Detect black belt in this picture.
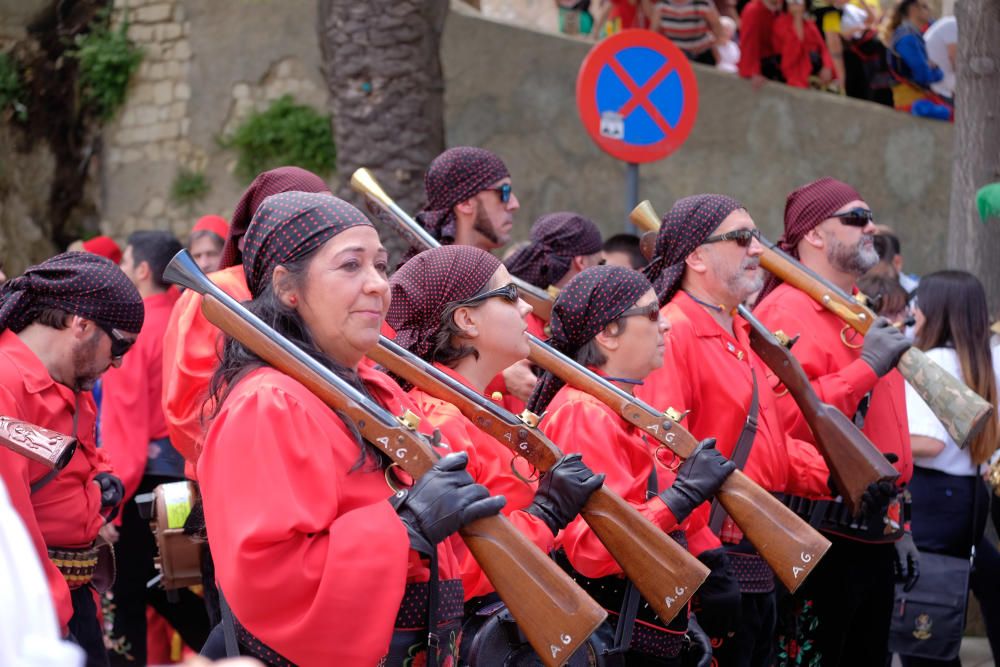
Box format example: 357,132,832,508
776,493,904,544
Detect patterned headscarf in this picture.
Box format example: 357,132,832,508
416,147,510,244
387,246,501,358
0,252,144,334
220,167,331,269
642,194,744,306
503,212,604,289
242,191,373,298
758,177,863,300
528,265,651,413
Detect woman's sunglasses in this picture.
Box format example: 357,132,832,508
831,207,875,227
618,302,660,322
453,283,519,307
703,228,761,248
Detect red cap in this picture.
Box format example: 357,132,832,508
192,215,229,239
81,236,123,265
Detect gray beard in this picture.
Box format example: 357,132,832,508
829,235,879,276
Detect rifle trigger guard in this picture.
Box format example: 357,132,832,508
655,446,682,472
840,325,863,349
384,463,406,494
510,455,539,485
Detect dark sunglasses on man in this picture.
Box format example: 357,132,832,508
831,207,875,227
703,228,761,248
453,282,520,307
487,183,513,204
98,324,136,360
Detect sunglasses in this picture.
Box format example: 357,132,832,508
831,207,875,227
703,228,761,248
487,183,513,204
99,324,136,359
453,282,520,307
618,302,660,322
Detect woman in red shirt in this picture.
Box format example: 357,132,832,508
197,192,503,666
772,0,836,88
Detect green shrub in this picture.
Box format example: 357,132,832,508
71,12,143,120
170,168,211,207
223,95,336,184
0,53,27,122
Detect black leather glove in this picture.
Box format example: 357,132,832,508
94,472,124,510
659,439,735,523
894,532,920,592
525,453,605,535
690,547,741,639
391,452,506,556
684,614,713,667
860,317,910,377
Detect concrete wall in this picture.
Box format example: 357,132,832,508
441,5,954,275
95,0,953,275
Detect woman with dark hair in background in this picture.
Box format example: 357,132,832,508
901,270,1000,666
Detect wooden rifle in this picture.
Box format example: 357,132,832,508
526,335,831,593
351,167,555,322
737,305,899,516
368,337,709,623
163,250,606,667
630,200,994,450
0,417,76,470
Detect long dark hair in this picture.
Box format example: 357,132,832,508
207,249,387,470
913,271,999,465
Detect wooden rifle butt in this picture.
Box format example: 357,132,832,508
716,471,831,593
897,347,994,450
461,514,607,666
0,416,77,470
581,487,709,624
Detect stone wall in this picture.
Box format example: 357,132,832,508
93,0,953,275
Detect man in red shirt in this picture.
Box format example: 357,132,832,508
0,251,143,667
638,194,831,666
101,231,212,665
738,0,782,83
754,177,914,665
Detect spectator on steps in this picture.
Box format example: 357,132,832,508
772,0,835,88
738,0,783,84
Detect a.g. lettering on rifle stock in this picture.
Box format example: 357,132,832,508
368,337,709,623
737,305,899,518
163,249,605,667
350,167,555,322
526,335,831,593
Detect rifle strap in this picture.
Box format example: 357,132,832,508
32,394,79,495
708,372,759,535
854,392,872,429
219,588,241,657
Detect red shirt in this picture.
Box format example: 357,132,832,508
101,290,179,500
0,329,112,629
198,362,462,666
638,292,830,500
162,265,250,475
753,283,912,486
408,363,553,599
738,0,779,78
772,13,835,88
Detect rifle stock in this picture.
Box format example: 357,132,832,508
737,306,899,516
369,338,709,623
163,251,605,666
350,167,554,322
630,198,994,451
758,244,993,450
526,336,831,593
0,417,77,470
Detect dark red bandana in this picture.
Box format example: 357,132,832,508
416,147,510,244
528,265,651,413
758,177,863,301
220,166,331,270
387,246,501,358
0,252,144,334
503,212,604,289
642,194,744,307
242,191,374,298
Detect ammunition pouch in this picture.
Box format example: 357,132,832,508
776,493,904,544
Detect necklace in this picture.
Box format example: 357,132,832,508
683,291,725,313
